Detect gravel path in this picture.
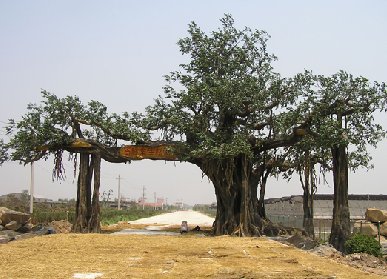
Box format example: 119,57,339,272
129,210,215,226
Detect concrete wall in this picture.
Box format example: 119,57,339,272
265,195,387,220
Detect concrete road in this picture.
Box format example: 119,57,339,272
129,210,214,227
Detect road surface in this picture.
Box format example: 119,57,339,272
129,210,215,226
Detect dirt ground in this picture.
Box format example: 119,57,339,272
0,232,386,279
1,212,386,278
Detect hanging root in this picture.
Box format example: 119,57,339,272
67,152,78,180
52,149,66,181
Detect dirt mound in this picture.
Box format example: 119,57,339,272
261,219,304,237
282,236,387,276
49,220,72,233
310,244,387,276
311,243,342,258
282,233,319,250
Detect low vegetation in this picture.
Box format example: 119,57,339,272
344,233,382,257
100,208,170,225
1,196,171,226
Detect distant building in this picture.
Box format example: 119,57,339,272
173,201,184,209
137,197,165,210
33,194,54,203
265,194,387,220
0,192,53,204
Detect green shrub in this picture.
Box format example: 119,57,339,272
32,209,75,224
28,205,169,226
344,233,381,257
100,208,170,225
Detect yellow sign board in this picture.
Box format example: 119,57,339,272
36,139,92,151
119,144,177,160
71,139,92,148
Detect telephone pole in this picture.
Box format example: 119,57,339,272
142,186,146,210
116,175,123,210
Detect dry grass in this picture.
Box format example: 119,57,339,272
0,234,384,279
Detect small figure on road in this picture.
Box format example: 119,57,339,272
192,225,201,232
180,221,188,234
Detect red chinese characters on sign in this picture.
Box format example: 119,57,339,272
119,144,177,160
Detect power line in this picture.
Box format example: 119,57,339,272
142,186,146,210
154,192,157,210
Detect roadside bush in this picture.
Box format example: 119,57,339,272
22,203,169,225
344,233,381,257
32,209,75,224
100,208,170,225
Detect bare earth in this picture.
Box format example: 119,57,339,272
0,211,385,279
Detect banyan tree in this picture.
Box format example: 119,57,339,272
141,15,387,246
1,15,386,251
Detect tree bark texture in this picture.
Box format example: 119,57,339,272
86,155,94,222
88,154,101,233
199,156,262,236
258,169,270,219
329,144,350,252
300,152,315,238
74,153,90,233
73,153,102,233
302,188,315,238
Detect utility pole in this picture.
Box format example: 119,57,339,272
154,192,157,210
116,175,123,210
142,186,146,210
29,162,34,214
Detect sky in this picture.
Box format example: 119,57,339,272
0,1,386,205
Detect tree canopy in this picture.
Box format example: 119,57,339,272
2,91,150,173
145,15,302,161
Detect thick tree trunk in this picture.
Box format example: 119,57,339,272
301,153,315,238
74,153,90,232
88,154,101,233
302,186,315,237
258,170,270,219
73,153,102,233
200,156,262,236
86,155,94,222
329,144,350,252
302,193,314,237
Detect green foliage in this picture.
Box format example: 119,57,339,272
1,90,150,178
32,209,75,224
100,208,170,225
144,14,387,176
0,139,8,165
144,14,302,161
344,233,382,257
33,207,170,226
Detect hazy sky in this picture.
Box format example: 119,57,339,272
0,1,386,205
